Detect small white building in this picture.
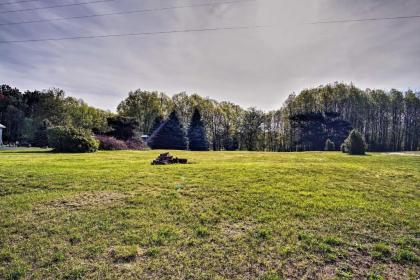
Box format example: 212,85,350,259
0,123,5,146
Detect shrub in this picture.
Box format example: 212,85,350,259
47,126,99,153
95,135,127,150
125,138,148,150
340,143,347,153
344,129,366,155
324,139,335,151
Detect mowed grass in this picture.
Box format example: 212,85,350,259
0,150,419,279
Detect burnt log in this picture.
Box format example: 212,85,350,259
152,153,188,165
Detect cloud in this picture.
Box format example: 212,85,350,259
1,0,419,111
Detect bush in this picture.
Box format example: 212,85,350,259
47,126,99,153
95,135,128,150
344,130,366,155
125,138,148,150
95,135,147,151
324,139,335,151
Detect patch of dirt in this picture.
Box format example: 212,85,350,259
43,191,128,210
281,247,416,279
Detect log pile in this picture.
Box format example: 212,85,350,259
151,152,188,165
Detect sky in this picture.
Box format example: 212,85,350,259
1,0,420,111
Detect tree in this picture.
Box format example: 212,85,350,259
1,83,418,152
32,119,50,147
147,111,187,150
239,108,264,151
344,130,366,155
290,112,326,151
106,116,139,140
117,90,172,134
149,115,164,135
324,139,335,151
188,108,209,151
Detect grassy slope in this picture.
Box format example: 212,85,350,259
0,150,419,279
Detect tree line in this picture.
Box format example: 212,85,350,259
1,82,419,152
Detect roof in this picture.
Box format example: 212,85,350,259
0,124,5,129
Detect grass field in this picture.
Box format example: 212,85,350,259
0,150,419,279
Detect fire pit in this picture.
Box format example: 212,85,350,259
151,152,188,165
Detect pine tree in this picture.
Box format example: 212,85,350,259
344,130,366,155
147,111,187,150
188,108,209,151
149,115,164,135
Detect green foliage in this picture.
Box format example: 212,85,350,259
368,272,384,280
335,267,353,279
1,85,110,143
371,243,392,259
106,116,139,141
394,249,418,264
32,119,50,147
63,266,86,280
47,126,99,153
324,236,343,246
147,111,187,150
254,228,271,240
188,108,209,151
117,90,172,134
324,139,336,151
110,245,138,262
1,260,27,280
340,143,347,153
344,130,366,155
145,247,160,257
51,251,65,263
2,83,419,151
194,226,210,238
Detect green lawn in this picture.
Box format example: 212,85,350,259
0,150,419,279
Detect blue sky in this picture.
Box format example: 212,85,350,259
1,0,420,111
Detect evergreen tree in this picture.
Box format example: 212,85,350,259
324,139,335,151
147,111,187,150
149,115,164,135
188,108,209,151
340,143,347,153
344,130,366,155
106,116,139,140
